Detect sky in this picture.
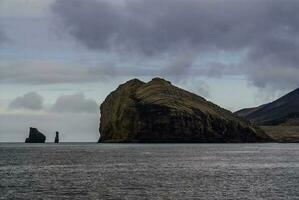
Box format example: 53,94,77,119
0,0,298,142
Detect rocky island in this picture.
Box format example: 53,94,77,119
98,78,272,143
25,127,46,143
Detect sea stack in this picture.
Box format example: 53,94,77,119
25,127,46,143
99,77,272,143
54,131,59,143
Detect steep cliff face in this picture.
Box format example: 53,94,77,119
25,127,46,143
99,78,272,143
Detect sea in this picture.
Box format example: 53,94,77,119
0,143,298,200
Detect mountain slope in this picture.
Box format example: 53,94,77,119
235,88,299,125
99,78,271,143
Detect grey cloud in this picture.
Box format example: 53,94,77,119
0,61,115,84
52,0,253,54
51,0,299,54
247,65,299,90
9,92,43,110
0,21,8,45
162,47,197,79
51,93,98,113
0,60,162,84
0,11,10,45
0,28,8,45
51,0,299,90
0,30,6,44
177,78,210,98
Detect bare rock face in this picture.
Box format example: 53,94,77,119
25,127,46,143
99,78,272,143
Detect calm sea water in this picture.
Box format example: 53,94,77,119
0,143,298,200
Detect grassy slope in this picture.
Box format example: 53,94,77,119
261,126,299,142
135,78,270,140
137,78,250,123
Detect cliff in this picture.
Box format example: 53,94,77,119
99,78,272,143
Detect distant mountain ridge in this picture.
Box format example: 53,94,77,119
235,88,299,125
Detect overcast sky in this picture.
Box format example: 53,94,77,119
0,0,298,142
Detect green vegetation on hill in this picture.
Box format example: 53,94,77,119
261,126,299,143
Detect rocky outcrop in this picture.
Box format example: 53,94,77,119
54,131,59,143
99,78,272,143
25,127,46,143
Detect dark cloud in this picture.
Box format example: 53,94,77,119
51,93,98,113
9,92,43,110
51,0,299,89
52,0,260,54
